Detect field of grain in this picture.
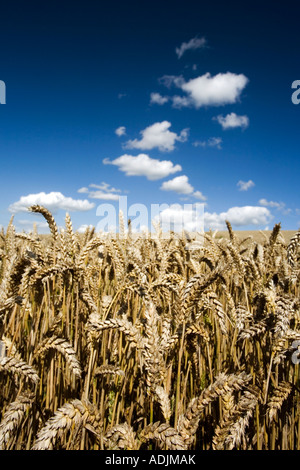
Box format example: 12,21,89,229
0,205,299,450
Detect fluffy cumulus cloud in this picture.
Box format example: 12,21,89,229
155,203,204,233
78,182,121,200
160,175,194,195
237,180,255,191
103,153,182,180
8,192,95,214
215,112,249,130
204,206,272,230
180,73,248,108
115,126,126,137
175,36,207,59
124,121,189,152
157,73,248,109
160,175,207,200
154,204,272,233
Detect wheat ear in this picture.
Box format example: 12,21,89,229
0,356,39,384
0,395,34,450
140,421,186,450
28,205,59,243
35,336,82,378
177,372,251,447
104,423,138,450
267,381,293,422
31,399,101,450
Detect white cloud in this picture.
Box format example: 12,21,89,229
259,198,286,211
155,203,204,233
150,93,169,105
215,112,249,130
103,153,182,180
17,219,50,232
181,72,248,108
171,95,193,109
193,190,207,201
159,75,185,89
193,137,222,149
87,191,120,201
9,192,95,214
115,126,126,137
77,224,94,233
78,182,122,201
77,187,89,194
90,182,121,193
160,175,194,195
124,121,189,152
160,175,207,200
175,36,207,59
237,180,255,191
204,206,272,230
161,72,248,109
152,204,272,233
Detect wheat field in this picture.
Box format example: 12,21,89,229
0,204,299,450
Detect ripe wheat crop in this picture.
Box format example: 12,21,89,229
0,206,299,450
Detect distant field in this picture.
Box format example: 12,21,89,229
212,230,298,244
36,228,298,245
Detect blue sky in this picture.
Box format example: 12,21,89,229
0,0,300,234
